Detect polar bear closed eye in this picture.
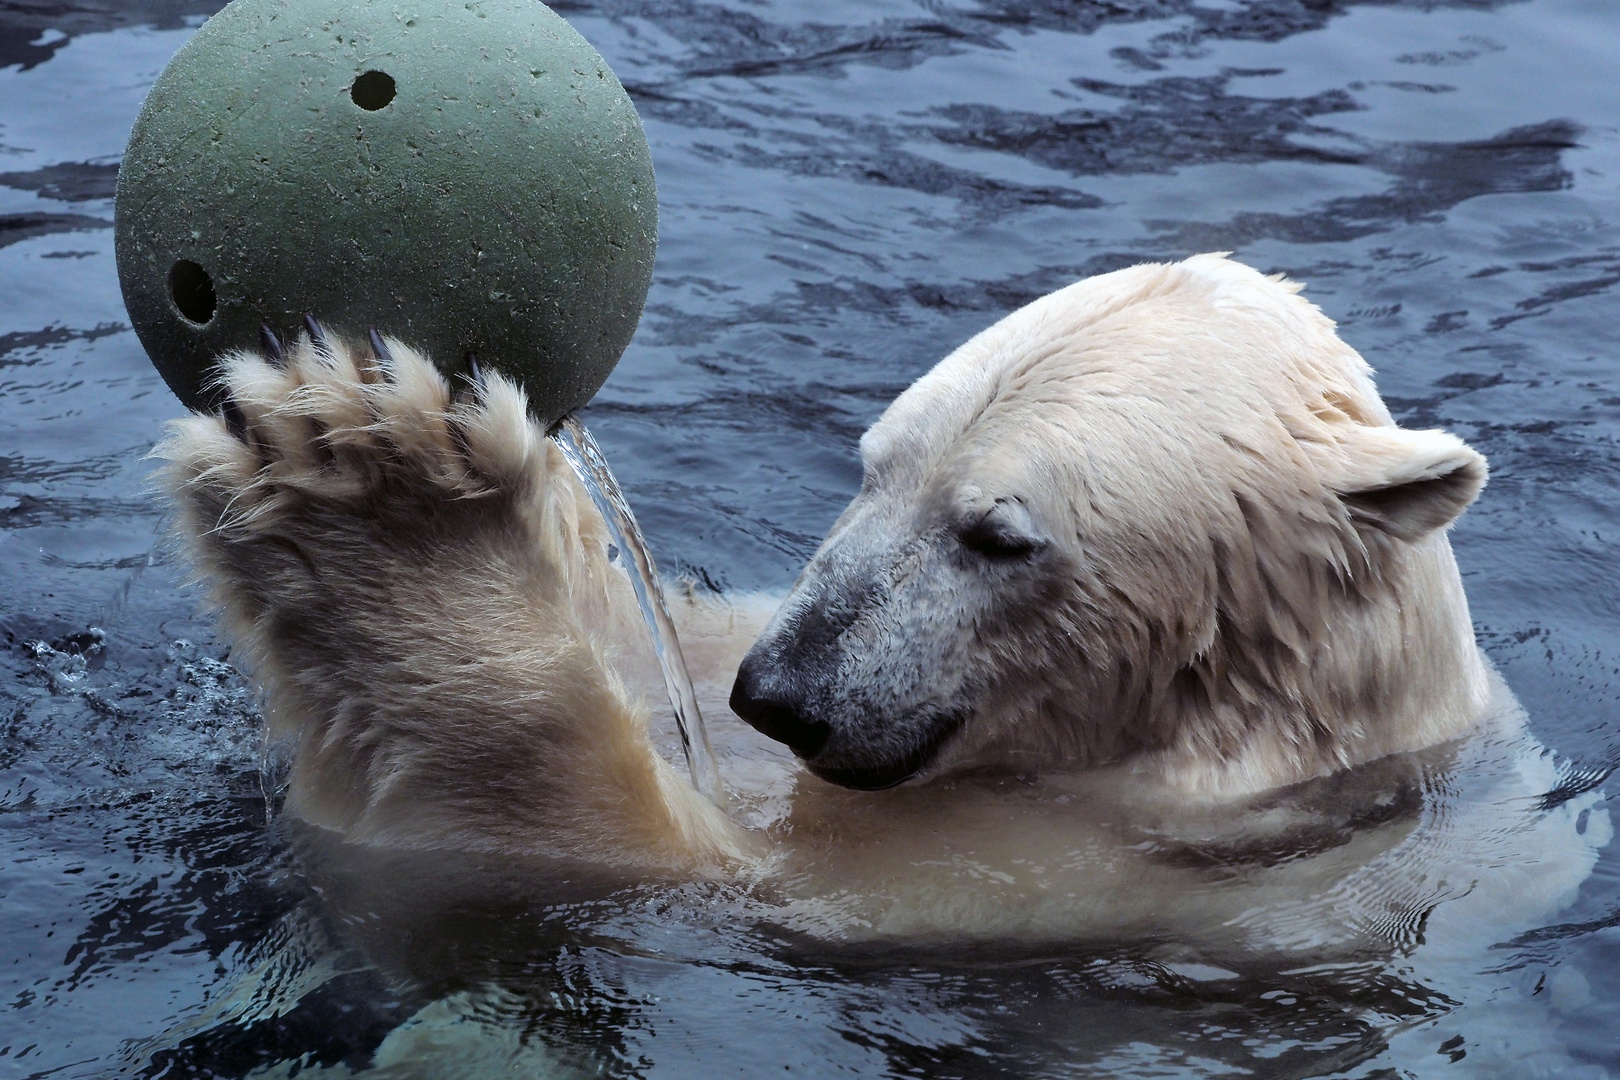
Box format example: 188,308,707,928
732,253,1489,797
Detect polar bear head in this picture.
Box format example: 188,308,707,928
730,255,1488,793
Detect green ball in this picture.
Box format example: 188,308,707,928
115,0,656,425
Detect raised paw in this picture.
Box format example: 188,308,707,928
155,326,750,866
156,326,633,818
156,323,599,629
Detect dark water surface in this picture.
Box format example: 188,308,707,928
3,0,1619,1076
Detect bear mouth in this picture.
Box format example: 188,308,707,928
806,709,967,791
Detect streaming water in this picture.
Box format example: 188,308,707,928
550,414,721,798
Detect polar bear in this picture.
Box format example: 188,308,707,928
157,253,1598,952
154,254,1613,1080
730,252,1491,797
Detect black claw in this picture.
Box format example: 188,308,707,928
367,328,395,369
221,396,248,441
303,314,330,354
259,324,284,365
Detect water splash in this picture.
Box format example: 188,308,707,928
551,415,722,799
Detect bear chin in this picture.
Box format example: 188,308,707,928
802,710,967,791
152,254,1600,952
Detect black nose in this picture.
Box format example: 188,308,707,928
730,663,831,759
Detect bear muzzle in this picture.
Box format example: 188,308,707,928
798,709,968,791
729,661,832,760
731,653,968,790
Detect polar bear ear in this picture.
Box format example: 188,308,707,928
1333,426,1488,541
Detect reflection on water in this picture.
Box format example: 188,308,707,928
3,0,1620,1076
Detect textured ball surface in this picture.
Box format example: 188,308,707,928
116,0,656,424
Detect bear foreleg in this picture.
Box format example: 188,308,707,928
155,328,746,869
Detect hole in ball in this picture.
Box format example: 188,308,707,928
168,259,216,325
351,70,396,111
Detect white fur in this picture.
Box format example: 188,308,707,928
737,254,1490,796
158,334,747,869
154,257,1583,953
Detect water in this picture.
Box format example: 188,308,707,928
550,414,721,799
3,0,1620,1076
